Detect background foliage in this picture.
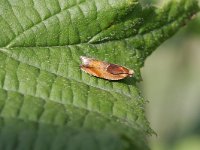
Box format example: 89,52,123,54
141,0,200,150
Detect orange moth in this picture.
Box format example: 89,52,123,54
80,56,134,80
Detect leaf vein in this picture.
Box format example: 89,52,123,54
6,0,88,48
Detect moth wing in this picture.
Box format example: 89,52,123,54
80,65,102,77
106,64,129,75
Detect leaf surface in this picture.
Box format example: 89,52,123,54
0,0,199,149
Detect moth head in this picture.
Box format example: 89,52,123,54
80,56,92,66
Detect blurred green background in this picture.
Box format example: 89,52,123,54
140,0,200,150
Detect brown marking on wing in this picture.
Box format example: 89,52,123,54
107,64,130,75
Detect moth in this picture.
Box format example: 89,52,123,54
80,56,134,80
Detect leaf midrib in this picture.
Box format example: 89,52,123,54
4,8,195,49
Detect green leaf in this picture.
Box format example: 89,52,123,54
0,0,198,149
